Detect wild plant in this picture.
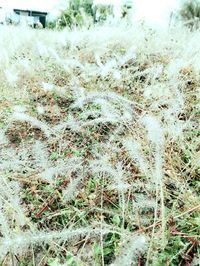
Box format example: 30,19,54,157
0,22,199,265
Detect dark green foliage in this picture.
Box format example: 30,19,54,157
58,0,94,29
180,0,200,29
46,20,57,29
121,0,132,19
82,0,94,17
59,9,83,29
93,4,114,23
58,0,115,29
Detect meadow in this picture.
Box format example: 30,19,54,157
0,23,199,265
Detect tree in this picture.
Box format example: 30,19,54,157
58,0,116,29
58,0,94,29
93,4,114,23
180,0,200,29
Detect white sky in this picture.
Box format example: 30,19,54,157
133,0,181,27
0,0,181,26
0,0,60,12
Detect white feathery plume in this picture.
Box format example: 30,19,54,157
0,226,113,259
32,140,51,170
4,68,19,85
12,111,51,138
41,82,54,92
36,41,49,57
36,105,45,115
62,176,82,202
111,235,147,266
0,129,8,145
41,157,82,182
13,105,27,113
134,194,156,209
123,139,149,175
140,115,164,145
90,157,130,192
0,178,27,226
0,147,29,171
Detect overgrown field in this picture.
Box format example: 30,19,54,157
0,24,199,265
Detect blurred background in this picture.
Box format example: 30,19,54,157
0,0,200,30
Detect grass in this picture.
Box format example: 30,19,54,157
0,23,199,265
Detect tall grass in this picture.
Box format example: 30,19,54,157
0,23,199,265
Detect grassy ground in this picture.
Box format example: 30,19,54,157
0,24,199,265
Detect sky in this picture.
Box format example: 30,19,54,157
133,0,181,27
0,0,181,26
0,0,61,12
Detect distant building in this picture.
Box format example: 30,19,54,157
13,9,48,28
